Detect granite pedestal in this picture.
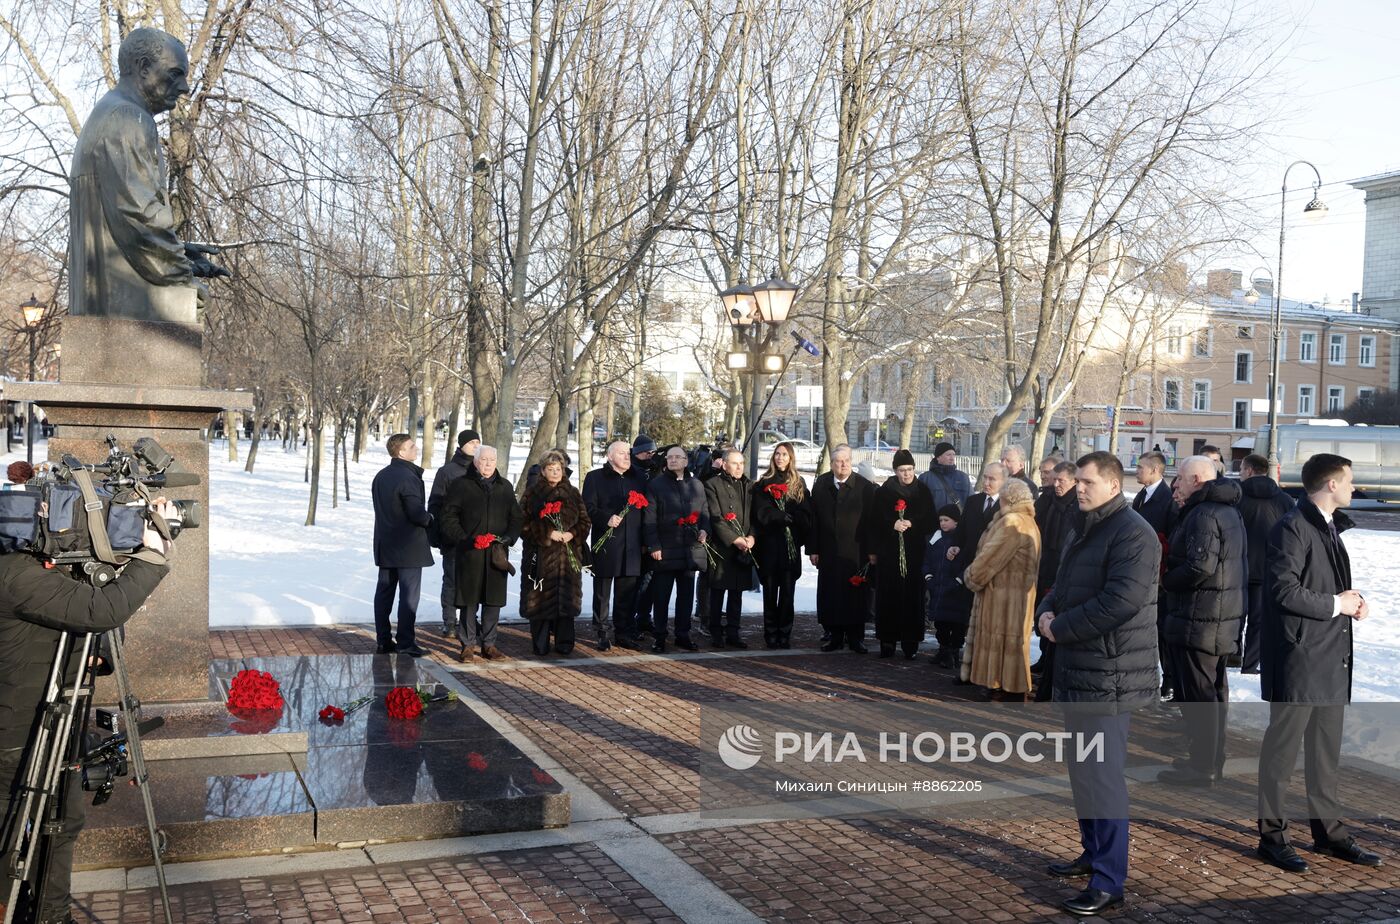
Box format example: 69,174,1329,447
76,655,570,866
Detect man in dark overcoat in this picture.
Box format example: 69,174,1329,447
807,444,875,653
582,440,648,650
704,449,755,648
1255,453,1382,873
438,446,523,661
428,428,480,637
370,433,434,656
1236,452,1294,673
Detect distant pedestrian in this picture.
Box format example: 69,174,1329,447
369,433,434,656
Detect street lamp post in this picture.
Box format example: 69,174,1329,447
718,273,799,481
1264,162,1327,473
19,294,46,464
1243,265,1276,451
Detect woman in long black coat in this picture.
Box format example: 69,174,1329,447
643,446,709,653
864,449,936,658
439,447,524,661
751,442,814,649
519,451,590,657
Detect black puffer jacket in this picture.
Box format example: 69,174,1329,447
643,472,710,572
1161,478,1248,656
1040,494,1161,709
1238,475,1294,585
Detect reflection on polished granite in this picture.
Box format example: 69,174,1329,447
77,655,569,867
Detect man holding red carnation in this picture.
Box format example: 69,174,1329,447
582,441,650,650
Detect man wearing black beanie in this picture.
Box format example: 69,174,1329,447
430,428,481,636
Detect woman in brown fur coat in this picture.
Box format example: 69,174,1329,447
960,479,1041,699
520,451,591,655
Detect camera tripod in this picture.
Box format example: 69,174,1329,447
2,629,171,924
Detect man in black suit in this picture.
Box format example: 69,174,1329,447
1236,453,1294,674
1255,453,1382,873
1132,450,1175,700
946,462,1006,574
370,433,434,656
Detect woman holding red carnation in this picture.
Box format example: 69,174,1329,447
751,442,814,649
519,451,591,656
863,449,936,658
642,445,709,652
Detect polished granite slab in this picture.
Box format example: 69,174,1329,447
76,655,569,867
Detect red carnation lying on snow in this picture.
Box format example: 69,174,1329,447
227,669,284,711
385,686,424,720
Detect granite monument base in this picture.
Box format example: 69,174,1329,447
75,655,570,867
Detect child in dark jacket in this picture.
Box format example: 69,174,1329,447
924,503,973,668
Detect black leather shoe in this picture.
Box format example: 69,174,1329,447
1256,842,1309,873
821,639,843,652
597,637,612,652
728,639,749,650
1047,857,1093,877
879,644,895,658
616,636,642,650
1157,767,1215,787
652,640,666,654
376,643,396,654
442,625,456,637
711,639,727,650
1314,837,1382,866
849,643,869,654
675,638,699,652
1061,888,1123,917
397,645,426,658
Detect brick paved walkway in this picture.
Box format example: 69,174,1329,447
68,623,1400,923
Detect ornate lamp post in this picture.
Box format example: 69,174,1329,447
19,293,46,464
1264,162,1327,473
718,272,799,480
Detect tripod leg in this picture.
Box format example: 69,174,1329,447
105,632,172,924
2,631,94,924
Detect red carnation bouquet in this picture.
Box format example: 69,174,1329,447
473,532,498,551
540,499,580,572
385,684,458,720
895,498,909,577
592,489,649,553
678,511,719,568
765,482,798,562
849,561,871,587
227,669,284,711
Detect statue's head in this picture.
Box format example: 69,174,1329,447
117,28,189,115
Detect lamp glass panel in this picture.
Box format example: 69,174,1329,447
727,351,751,370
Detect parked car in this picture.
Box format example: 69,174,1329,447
784,438,823,470
860,438,897,452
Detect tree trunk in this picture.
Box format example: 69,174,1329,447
245,411,261,474
331,426,341,509
419,363,436,474
899,361,922,449
305,419,323,526
227,411,239,462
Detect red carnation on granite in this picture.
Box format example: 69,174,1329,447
227,669,284,711
531,768,555,786
318,705,346,725
385,686,425,720
467,752,489,771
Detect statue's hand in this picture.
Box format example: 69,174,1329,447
185,242,231,279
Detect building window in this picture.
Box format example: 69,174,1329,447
1237,325,1253,339
1358,387,1376,404
1163,379,1182,411
1166,326,1182,354
1299,331,1316,363
1360,335,1376,367
951,383,965,409
1234,400,1250,430
1329,333,1345,365
1193,328,1212,357
970,431,980,455
1297,385,1315,416
1327,386,1344,413
1234,351,1252,384
1192,380,1210,412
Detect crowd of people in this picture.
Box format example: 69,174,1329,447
370,429,1380,916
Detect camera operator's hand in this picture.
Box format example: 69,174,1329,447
142,500,177,557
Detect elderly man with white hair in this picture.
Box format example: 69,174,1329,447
582,440,649,650
1156,455,1248,787
1001,444,1038,491
439,445,525,662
